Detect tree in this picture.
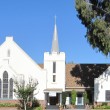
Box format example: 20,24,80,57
14,77,38,110
75,0,110,56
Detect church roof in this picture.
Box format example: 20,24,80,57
66,64,109,89
65,64,84,88
38,64,44,68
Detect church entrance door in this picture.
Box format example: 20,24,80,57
49,93,58,105
50,96,58,105
77,93,83,105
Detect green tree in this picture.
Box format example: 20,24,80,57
14,78,38,110
71,90,77,105
75,0,110,56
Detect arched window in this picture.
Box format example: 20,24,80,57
9,78,13,98
3,71,8,98
0,79,1,98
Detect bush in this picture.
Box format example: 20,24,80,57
36,106,42,110
83,91,89,104
26,106,42,110
101,102,108,106
94,103,110,109
0,103,18,107
71,90,77,105
32,98,40,107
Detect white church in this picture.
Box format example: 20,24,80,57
0,21,110,108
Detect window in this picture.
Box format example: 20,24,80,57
105,90,110,101
3,71,8,98
52,62,56,82
53,75,56,82
7,49,10,57
9,78,13,99
53,62,56,73
0,79,1,98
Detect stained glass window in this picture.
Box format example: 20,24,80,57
9,78,13,98
3,71,8,98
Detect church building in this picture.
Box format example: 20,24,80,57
0,21,109,108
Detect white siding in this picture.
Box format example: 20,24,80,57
94,67,110,102
44,52,65,91
0,37,47,100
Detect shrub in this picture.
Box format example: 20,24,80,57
71,90,77,105
25,106,42,110
32,98,40,107
0,103,18,107
101,102,107,106
36,106,42,110
83,91,89,104
94,103,110,109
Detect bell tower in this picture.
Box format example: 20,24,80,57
44,18,65,105
44,18,65,89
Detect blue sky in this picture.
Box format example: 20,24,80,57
0,0,109,64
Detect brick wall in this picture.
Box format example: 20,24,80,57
0,100,18,104
39,100,45,109
0,99,45,109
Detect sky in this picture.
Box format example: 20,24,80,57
0,0,109,64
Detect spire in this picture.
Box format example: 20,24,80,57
51,16,59,53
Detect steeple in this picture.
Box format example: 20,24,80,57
51,16,59,53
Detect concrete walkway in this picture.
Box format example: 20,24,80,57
46,108,86,110
46,105,86,110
